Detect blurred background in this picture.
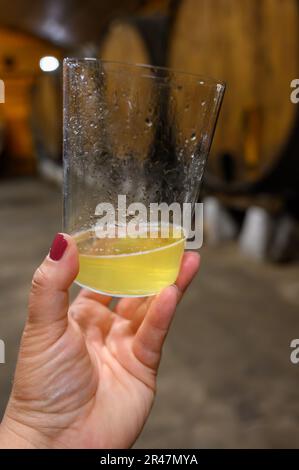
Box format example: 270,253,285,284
1,0,299,448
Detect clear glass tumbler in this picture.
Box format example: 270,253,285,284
63,59,225,297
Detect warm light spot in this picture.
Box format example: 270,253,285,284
39,56,59,72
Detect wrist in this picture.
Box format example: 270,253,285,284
0,415,50,449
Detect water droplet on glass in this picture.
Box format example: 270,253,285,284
191,132,196,141
201,101,206,107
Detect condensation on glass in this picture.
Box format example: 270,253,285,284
63,59,225,296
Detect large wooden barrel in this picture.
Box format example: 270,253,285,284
4,76,37,175
0,108,6,173
100,16,169,66
100,20,151,65
31,71,62,164
169,0,299,193
0,109,5,155
99,20,165,160
0,27,62,175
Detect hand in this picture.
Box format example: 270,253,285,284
0,233,200,449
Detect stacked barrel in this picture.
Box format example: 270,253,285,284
96,0,299,260
169,0,299,197
2,0,298,258
98,0,299,198
0,27,62,175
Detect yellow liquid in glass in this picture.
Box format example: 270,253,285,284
74,226,185,297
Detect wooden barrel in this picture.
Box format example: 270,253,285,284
0,109,5,155
169,0,299,193
100,20,151,65
0,27,62,175
4,76,37,175
0,108,6,174
99,20,164,160
31,71,62,164
100,16,169,66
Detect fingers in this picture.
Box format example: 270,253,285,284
133,286,178,370
69,297,113,343
75,288,112,307
28,233,79,329
132,251,200,370
114,297,146,319
118,252,200,326
175,251,200,301
70,290,113,333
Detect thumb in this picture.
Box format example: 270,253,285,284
28,233,79,329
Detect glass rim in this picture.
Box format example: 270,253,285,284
63,57,226,89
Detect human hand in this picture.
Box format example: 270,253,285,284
0,233,200,449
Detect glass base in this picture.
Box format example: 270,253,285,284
74,281,158,298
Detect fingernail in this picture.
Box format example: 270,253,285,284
49,233,68,261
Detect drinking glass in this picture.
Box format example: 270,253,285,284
63,59,225,297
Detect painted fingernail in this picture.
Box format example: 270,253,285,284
49,233,68,261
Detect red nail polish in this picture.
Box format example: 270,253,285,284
49,233,68,261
